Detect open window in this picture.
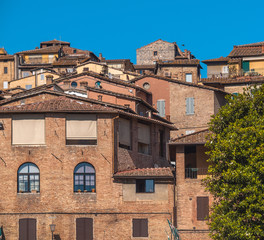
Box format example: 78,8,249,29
136,179,154,193
138,123,150,155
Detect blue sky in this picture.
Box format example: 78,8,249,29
1,0,264,77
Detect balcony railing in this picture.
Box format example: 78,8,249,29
185,168,208,179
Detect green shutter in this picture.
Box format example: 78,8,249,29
242,61,250,72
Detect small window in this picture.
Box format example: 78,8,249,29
186,97,194,115
73,49,77,54
71,81,78,88
40,74,44,80
157,99,165,117
222,66,229,74
95,81,101,89
98,95,102,101
119,118,131,149
74,162,96,192
197,196,209,220
132,219,148,237
138,123,150,154
185,73,193,83
4,67,8,74
22,72,30,78
18,163,40,193
143,82,150,90
136,179,154,193
153,51,158,56
26,85,32,90
3,81,8,89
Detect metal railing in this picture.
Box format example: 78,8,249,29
185,168,208,179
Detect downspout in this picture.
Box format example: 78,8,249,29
112,115,119,175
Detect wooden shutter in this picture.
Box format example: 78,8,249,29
67,114,97,140
13,114,45,145
197,197,209,220
157,100,165,117
76,218,93,240
19,218,36,240
119,118,131,146
186,98,194,115
133,219,148,237
138,123,150,144
242,61,249,72
185,73,193,83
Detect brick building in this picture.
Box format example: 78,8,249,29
135,40,201,83
0,89,176,239
0,48,15,90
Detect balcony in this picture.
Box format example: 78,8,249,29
185,168,208,179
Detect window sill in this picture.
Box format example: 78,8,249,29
12,145,46,147
17,192,40,195
74,192,96,194
138,152,151,156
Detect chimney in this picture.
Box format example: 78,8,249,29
262,45,264,53
46,75,54,85
99,53,103,60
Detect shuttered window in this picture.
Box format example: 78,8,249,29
19,218,36,240
76,218,93,240
138,123,150,154
12,114,45,145
119,118,131,149
66,114,97,145
197,196,209,220
185,73,193,83
132,219,148,237
157,99,165,117
186,97,194,115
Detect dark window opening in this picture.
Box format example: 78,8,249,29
159,130,164,157
133,219,148,237
197,196,209,220
66,139,97,145
71,81,78,88
95,81,101,89
4,67,8,74
73,49,77,54
153,51,158,56
74,162,96,192
136,179,154,193
185,145,197,179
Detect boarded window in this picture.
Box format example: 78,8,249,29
76,218,93,240
19,218,36,240
12,114,45,145
119,118,131,149
66,114,97,145
185,73,193,83
157,99,165,117
186,97,194,115
197,196,209,220
138,123,150,154
132,219,148,237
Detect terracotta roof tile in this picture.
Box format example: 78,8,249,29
201,75,264,84
202,56,229,63
235,41,264,47
228,46,263,57
0,55,14,60
40,39,70,45
17,46,61,55
114,167,174,178
170,129,210,144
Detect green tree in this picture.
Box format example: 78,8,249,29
205,86,264,240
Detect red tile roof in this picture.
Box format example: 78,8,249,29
0,55,14,60
0,96,116,113
17,46,61,55
202,56,229,63
228,46,263,57
201,75,264,85
235,41,264,47
170,129,210,144
114,167,174,178
40,39,70,45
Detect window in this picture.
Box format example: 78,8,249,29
132,219,148,237
73,49,77,54
26,85,32,90
12,114,45,145
95,81,101,88
157,99,165,117
185,145,197,179
66,114,97,145
185,73,193,83
74,163,96,192
3,81,8,89
138,123,150,154
19,218,36,240
197,196,209,220
136,179,154,193
76,218,93,240
222,66,229,74
18,163,40,193
119,118,131,149
143,82,150,90
22,72,30,78
48,54,54,63
186,97,194,115
71,81,78,88
40,74,44,80
153,51,158,56
4,67,8,74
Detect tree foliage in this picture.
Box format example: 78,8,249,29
205,86,264,240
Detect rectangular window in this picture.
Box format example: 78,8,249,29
157,99,165,117
22,72,30,78
19,218,36,240
40,74,44,80
132,219,148,237
66,114,97,145
12,114,45,145
138,123,150,154
242,61,250,72
48,54,54,63
136,179,154,193
76,218,93,240
26,85,32,90
185,73,193,83
3,81,8,89
197,196,209,220
153,51,158,56
186,97,194,115
222,66,229,74
4,67,8,74
119,118,131,149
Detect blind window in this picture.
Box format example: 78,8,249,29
119,118,131,147
197,196,209,220
12,114,45,145
138,123,150,144
186,97,194,115
66,114,97,140
132,219,148,237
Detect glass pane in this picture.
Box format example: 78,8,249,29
145,180,154,193
85,164,95,173
18,164,29,173
29,164,39,173
75,164,85,173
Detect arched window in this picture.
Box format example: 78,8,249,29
18,163,40,193
74,163,95,192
